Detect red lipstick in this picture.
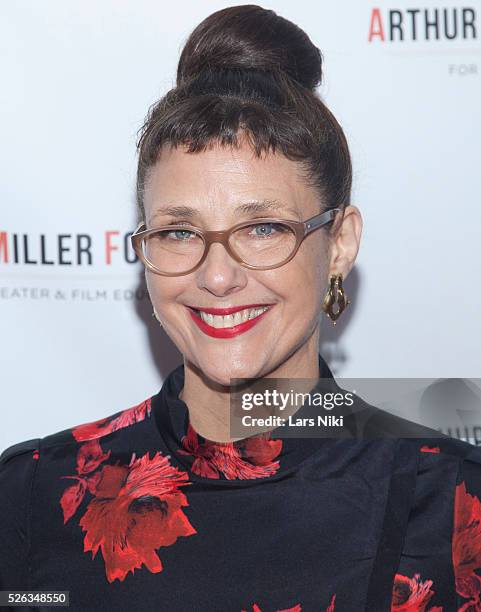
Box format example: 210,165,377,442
187,304,273,339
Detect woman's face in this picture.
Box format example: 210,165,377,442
143,137,360,385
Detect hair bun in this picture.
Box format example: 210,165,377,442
177,4,323,91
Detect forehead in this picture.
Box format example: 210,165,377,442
143,139,318,218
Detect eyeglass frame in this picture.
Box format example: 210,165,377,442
130,207,343,277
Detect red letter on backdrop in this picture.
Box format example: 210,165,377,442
105,231,120,265
368,8,385,41
0,232,8,263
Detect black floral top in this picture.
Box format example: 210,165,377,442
1,354,481,611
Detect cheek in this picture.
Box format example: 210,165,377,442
266,241,327,300
260,271,324,325
145,272,186,308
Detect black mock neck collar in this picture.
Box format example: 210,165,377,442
152,353,342,482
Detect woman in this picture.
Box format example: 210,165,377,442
1,5,481,611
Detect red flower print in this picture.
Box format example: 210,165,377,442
242,433,283,466
390,573,441,611
453,481,481,608
71,398,152,442
241,594,335,612
60,439,111,523
78,450,196,582
420,446,441,453
456,574,481,611
178,422,282,480
242,604,301,612
326,594,336,611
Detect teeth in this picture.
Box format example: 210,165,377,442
233,311,243,326
197,306,269,329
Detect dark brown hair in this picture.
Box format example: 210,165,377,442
136,4,352,227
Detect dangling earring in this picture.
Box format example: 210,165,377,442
321,273,350,325
152,308,162,327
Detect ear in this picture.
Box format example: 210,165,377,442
327,205,363,278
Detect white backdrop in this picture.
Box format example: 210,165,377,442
1,1,480,450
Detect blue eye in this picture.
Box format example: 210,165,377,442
248,223,286,237
168,229,196,240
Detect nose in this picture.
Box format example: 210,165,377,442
195,241,247,297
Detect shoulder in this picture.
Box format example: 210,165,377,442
0,395,154,478
0,437,41,466
0,437,41,497
350,395,479,458
42,395,154,446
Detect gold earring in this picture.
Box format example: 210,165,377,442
322,273,350,325
152,308,162,327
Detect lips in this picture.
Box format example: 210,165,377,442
186,304,274,339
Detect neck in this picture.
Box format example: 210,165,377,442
179,335,321,444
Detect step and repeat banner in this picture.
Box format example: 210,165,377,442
1,1,480,449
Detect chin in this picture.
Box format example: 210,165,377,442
198,355,266,386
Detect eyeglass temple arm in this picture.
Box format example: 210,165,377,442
304,208,342,235
133,221,145,235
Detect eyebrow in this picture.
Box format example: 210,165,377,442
149,199,300,223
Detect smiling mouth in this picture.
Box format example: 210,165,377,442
188,305,273,329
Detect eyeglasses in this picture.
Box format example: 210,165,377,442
131,208,342,276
